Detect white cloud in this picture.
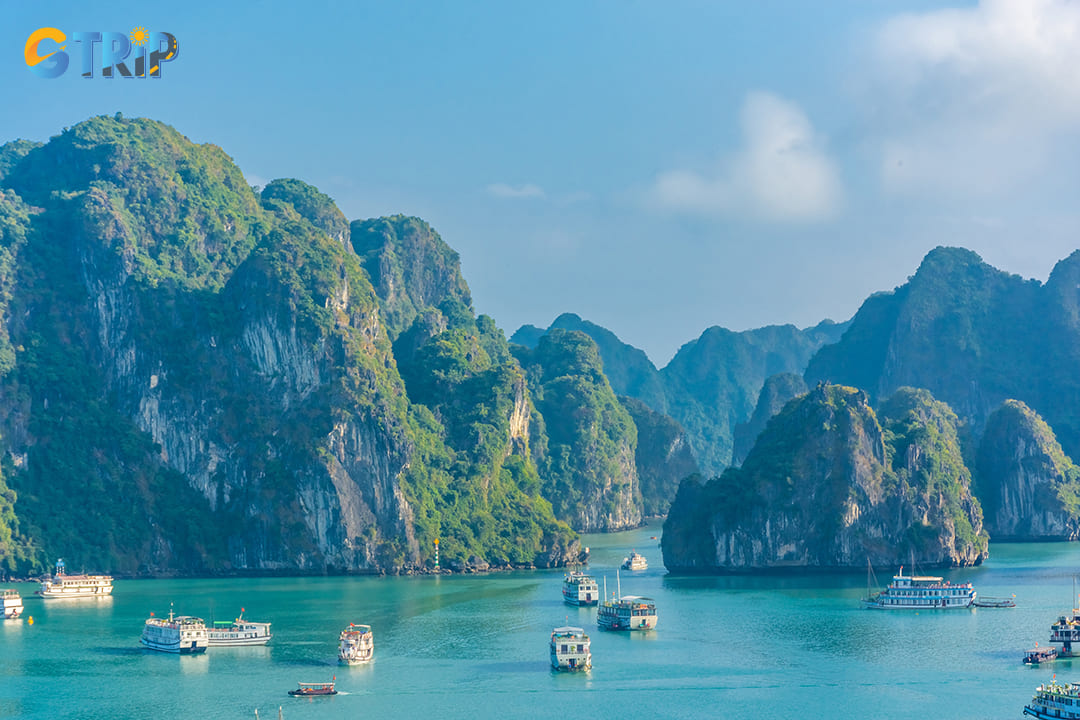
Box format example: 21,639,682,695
872,0,1080,197
650,91,842,223
486,183,546,199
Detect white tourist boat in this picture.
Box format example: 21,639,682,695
562,571,599,606
597,572,657,631
141,607,208,654
862,566,975,609
621,551,647,571
1024,680,1080,719
550,626,591,671
37,558,113,599
2,589,23,619
207,609,272,647
338,623,374,665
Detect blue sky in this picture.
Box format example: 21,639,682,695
4,1,1079,363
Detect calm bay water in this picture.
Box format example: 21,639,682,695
2,521,1078,719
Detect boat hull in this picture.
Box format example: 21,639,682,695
862,599,973,610
207,635,272,647
140,638,208,654
562,592,598,607
1025,705,1080,719
550,658,591,671
597,613,657,631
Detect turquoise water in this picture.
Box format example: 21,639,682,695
2,522,1077,719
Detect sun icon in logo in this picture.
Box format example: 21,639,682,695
130,27,148,46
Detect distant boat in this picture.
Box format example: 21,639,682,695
37,558,113,599
562,571,599,606
974,596,1016,608
207,608,272,647
2,589,23,619
288,679,336,697
550,626,591,671
1024,644,1058,665
141,606,208,654
862,565,975,610
338,623,374,665
621,551,647,571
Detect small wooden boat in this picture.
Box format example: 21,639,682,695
287,679,336,697
1025,645,1059,665
974,595,1016,608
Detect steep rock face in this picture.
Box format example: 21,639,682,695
351,215,472,342
512,313,668,413
619,396,699,516
977,400,1080,540
806,246,1080,459
663,384,988,572
515,330,642,532
0,117,577,575
732,373,808,466
349,211,577,566
514,314,845,477
662,320,848,474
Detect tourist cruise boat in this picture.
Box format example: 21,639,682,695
562,571,599,606
37,558,113,599
338,623,374,665
597,571,657,631
550,626,592,671
861,566,975,609
1024,680,1080,719
1049,609,1080,658
141,607,209,654
2,589,23,619
621,551,647,571
207,609,272,647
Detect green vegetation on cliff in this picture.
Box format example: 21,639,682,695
732,372,808,466
352,212,576,567
878,388,988,558
0,116,579,576
514,330,641,531
663,321,847,474
806,246,1080,462
663,384,988,572
619,396,699,516
976,399,1080,539
512,313,668,413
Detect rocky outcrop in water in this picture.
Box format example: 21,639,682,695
976,400,1080,540
662,384,988,572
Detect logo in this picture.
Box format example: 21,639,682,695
25,27,179,79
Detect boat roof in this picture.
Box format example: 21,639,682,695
552,626,586,634
343,623,371,631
